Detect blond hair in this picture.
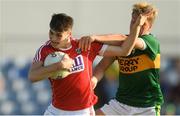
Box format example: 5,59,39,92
132,2,158,24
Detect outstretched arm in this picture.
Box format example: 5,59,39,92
91,57,115,89
79,34,126,51
101,14,148,57
79,15,148,54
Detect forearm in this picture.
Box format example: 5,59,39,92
28,62,61,82
93,65,105,82
93,34,127,45
93,57,115,82
103,25,141,57
119,25,141,55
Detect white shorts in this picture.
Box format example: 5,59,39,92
100,99,161,115
44,104,95,116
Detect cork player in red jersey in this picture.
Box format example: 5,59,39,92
28,13,146,115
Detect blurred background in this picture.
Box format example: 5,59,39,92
0,0,180,115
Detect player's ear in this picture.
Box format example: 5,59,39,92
68,29,72,36
148,23,152,30
145,21,152,30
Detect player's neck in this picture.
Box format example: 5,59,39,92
140,30,150,36
143,31,150,35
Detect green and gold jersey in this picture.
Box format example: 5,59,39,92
116,34,164,107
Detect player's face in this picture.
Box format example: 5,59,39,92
49,29,71,48
130,13,151,36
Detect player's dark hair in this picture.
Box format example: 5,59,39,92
50,13,73,32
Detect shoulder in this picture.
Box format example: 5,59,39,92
92,41,103,47
37,41,52,52
33,40,52,62
141,34,159,45
140,34,160,60
70,37,79,45
140,34,160,51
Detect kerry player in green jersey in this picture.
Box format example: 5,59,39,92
79,2,164,115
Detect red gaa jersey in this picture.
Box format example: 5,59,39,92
33,37,104,110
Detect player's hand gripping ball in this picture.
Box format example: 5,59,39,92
44,51,71,79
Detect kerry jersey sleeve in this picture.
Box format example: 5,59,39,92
141,34,160,60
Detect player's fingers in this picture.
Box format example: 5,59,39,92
78,39,83,49
88,38,92,51
78,38,84,51
81,38,85,51
63,54,71,61
84,38,89,51
92,82,97,89
78,39,81,48
142,8,153,16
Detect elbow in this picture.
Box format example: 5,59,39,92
124,51,131,56
120,50,131,56
120,47,133,56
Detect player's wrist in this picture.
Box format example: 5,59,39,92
56,62,63,71
130,24,142,33
134,23,143,28
133,20,143,28
137,24,143,27
91,35,97,42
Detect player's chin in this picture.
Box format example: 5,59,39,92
51,43,59,48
